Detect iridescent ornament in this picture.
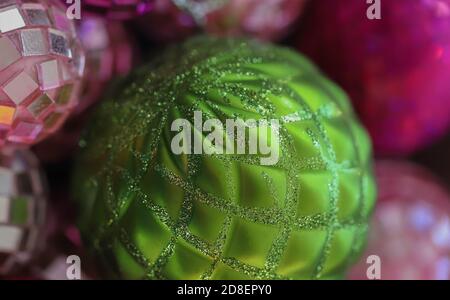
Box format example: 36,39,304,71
83,0,154,19
0,147,47,275
0,0,85,146
348,161,450,280
296,0,450,155
73,36,376,280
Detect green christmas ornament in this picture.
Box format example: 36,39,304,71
73,36,376,280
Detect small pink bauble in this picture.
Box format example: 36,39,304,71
83,0,154,20
297,0,450,155
0,0,85,146
0,146,47,275
76,14,135,114
348,161,450,280
203,0,307,41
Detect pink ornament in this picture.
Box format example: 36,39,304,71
0,146,47,275
83,0,154,19
297,0,450,155
348,161,450,280
33,15,136,163
0,0,85,146
137,0,306,42
203,0,307,41
76,14,135,114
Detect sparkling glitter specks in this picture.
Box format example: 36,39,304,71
0,0,85,146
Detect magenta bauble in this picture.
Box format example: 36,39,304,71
348,161,450,280
0,0,85,146
297,0,450,155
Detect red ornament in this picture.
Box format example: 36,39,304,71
297,0,450,155
348,161,450,280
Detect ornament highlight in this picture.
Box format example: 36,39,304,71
0,147,47,275
73,37,376,280
0,0,85,146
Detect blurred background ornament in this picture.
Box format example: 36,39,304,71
134,0,198,42
0,0,85,147
199,0,307,41
33,14,137,163
135,0,306,43
82,0,154,20
0,146,47,275
296,0,450,156
348,161,450,280
75,14,136,114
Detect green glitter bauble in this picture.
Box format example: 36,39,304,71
73,36,377,280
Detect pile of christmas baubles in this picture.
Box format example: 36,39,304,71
0,0,448,280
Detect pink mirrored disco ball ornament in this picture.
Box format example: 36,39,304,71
33,14,136,163
0,146,47,275
0,0,85,147
297,0,450,155
348,161,450,280
83,0,154,19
